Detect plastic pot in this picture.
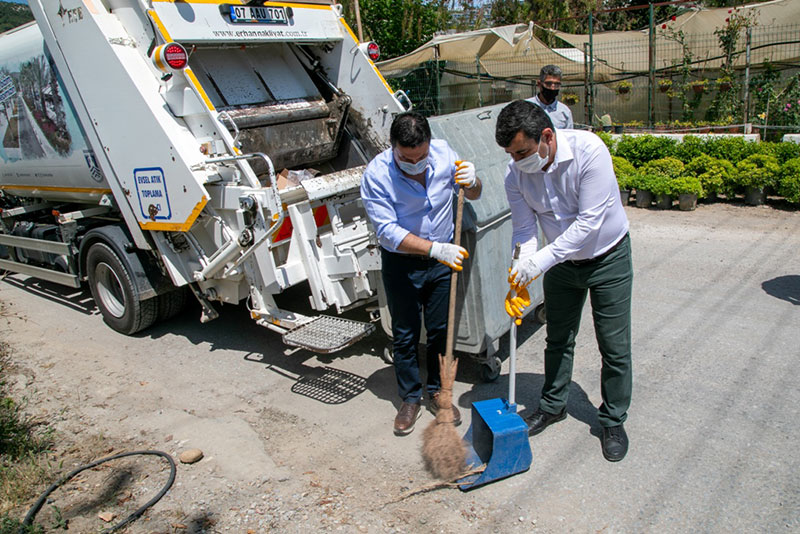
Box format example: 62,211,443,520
635,190,653,208
655,194,673,210
744,187,766,206
678,193,697,211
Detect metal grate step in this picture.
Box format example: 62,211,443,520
291,368,366,404
282,315,375,354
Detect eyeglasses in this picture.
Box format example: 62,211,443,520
541,81,562,89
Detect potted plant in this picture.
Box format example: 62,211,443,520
778,157,800,204
685,154,736,201
689,79,707,94
736,154,780,205
658,79,673,93
640,157,686,209
629,172,654,208
612,155,636,204
624,120,644,131
716,76,733,92
649,174,675,209
617,80,632,95
670,175,704,211
613,123,624,134
562,92,579,105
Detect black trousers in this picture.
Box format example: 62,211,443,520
381,249,451,404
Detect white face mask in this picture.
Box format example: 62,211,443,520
514,142,550,174
394,152,429,175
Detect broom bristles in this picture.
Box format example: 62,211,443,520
421,353,466,480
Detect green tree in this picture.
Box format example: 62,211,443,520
0,1,34,33
339,0,444,60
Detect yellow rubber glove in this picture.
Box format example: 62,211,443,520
504,286,531,325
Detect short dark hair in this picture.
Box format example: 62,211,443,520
495,100,554,147
540,65,563,81
390,111,431,148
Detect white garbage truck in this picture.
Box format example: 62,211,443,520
0,0,409,353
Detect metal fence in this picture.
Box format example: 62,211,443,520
383,23,800,138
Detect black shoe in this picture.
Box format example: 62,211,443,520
601,424,628,462
524,407,567,436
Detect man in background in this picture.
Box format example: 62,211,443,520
527,64,574,129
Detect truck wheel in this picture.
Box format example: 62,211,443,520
87,243,157,334
157,287,189,322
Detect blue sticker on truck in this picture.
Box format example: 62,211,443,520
134,167,172,221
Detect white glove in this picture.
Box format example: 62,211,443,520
429,242,469,271
454,160,477,189
508,257,542,290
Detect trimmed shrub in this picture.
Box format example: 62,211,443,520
672,135,707,164
703,136,753,164
595,131,616,154
685,154,736,196
615,135,678,167
670,175,705,197
735,154,780,190
640,157,686,179
768,142,800,164
778,157,800,203
612,156,636,189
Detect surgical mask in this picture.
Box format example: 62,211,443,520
541,87,560,102
514,142,550,174
394,152,429,175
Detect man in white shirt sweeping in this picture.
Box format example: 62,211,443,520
496,100,632,462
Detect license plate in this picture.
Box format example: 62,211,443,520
228,5,288,24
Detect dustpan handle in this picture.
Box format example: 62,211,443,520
508,243,521,407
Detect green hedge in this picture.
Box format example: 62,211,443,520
615,135,678,167
612,135,800,204
778,158,800,203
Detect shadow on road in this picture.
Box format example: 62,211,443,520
762,275,800,305
1,275,96,315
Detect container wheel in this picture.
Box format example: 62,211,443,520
480,356,501,383
381,342,394,365
534,303,547,324
87,243,157,335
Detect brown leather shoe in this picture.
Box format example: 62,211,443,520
393,402,421,435
429,392,462,426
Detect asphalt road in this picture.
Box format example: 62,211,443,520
1,201,798,533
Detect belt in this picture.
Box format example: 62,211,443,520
569,233,628,266
381,248,433,261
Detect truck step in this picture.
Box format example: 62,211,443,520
282,315,375,354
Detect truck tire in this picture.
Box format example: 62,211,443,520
87,242,157,334
157,287,189,322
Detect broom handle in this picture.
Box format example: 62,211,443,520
444,187,466,362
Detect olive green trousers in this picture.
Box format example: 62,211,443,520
539,234,633,427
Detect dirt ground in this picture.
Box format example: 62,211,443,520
1,201,799,533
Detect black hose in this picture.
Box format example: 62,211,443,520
23,450,177,533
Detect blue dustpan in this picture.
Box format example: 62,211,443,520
459,290,532,490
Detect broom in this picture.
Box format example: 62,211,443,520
421,182,467,480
